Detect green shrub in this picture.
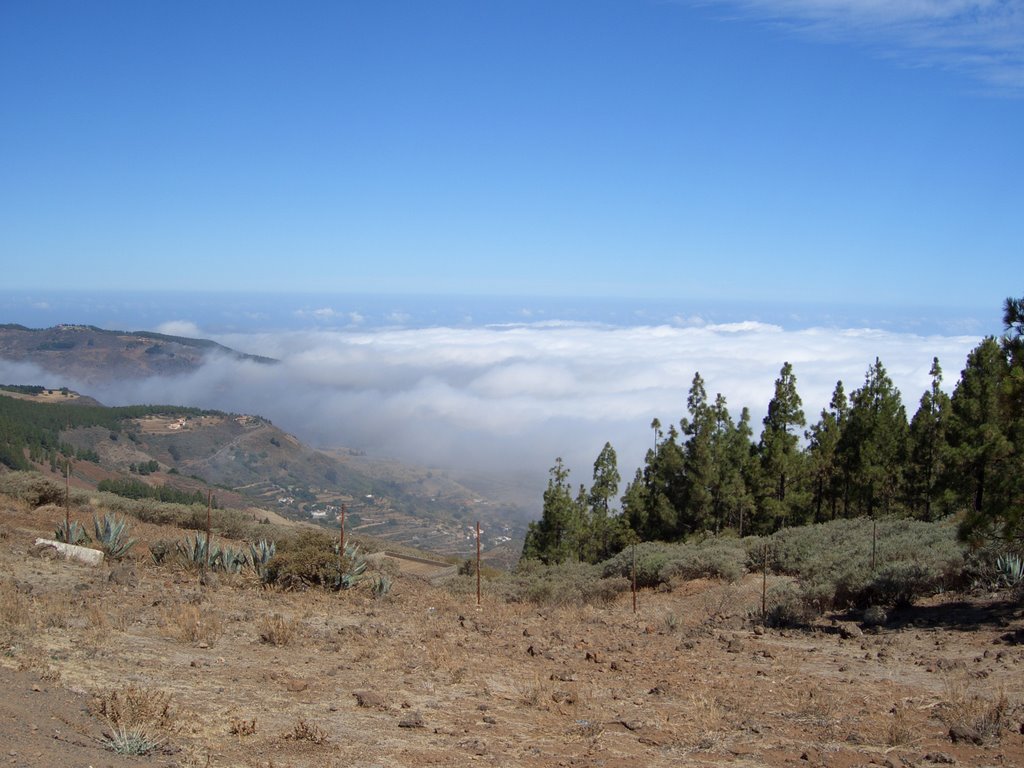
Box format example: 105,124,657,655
746,517,965,612
503,559,630,605
763,582,815,627
0,472,66,507
601,536,747,587
261,531,366,591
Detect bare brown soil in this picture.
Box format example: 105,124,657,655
2,501,1022,768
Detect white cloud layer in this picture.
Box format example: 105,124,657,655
2,321,983,507
702,0,1024,91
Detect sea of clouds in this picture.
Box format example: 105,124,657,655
1,318,984,508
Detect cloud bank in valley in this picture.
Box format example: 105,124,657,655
0,319,985,508
6,320,973,502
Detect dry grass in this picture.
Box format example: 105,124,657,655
936,673,1013,741
0,581,32,631
282,719,329,745
229,716,258,737
887,700,918,747
91,684,178,755
38,593,75,629
160,603,223,646
678,690,728,750
257,613,296,646
515,671,555,710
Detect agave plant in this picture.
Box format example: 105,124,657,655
176,532,217,570
215,544,249,574
248,539,276,579
995,553,1024,587
54,519,89,546
332,542,367,590
92,514,136,560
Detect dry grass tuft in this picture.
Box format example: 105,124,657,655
887,700,918,747
91,685,177,755
38,593,75,629
160,603,223,646
936,674,1013,742
257,613,296,646
90,684,177,731
282,719,329,745
229,716,258,737
0,582,32,633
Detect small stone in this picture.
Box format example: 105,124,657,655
353,690,386,709
286,678,308,692
398,712,424,728
108,563,139,587
838,623,863,639
948,724,983,745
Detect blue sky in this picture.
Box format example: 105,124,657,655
2,1,1021,310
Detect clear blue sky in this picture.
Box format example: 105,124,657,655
2,1,1021,310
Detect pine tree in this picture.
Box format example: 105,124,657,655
679,372,715,535
905,358,953,521
522,458,586,564
758,362,807,528
806,380,847,522
948,337,1016,542
588,441,622,561
838,358,908,517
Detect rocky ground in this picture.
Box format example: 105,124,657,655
1,499,1022,768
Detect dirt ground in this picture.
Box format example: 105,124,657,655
2,501,1022,768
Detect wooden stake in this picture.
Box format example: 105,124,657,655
205,489,212,572
476,521,481,607
761,542,768,624
631,543,637,614
339,503,347,570
64,461,70,537
871,516,877,572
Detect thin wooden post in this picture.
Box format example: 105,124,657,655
871,516,877,572
475,521,481,607
64,461,71,537
338,503,347,577
631,543,637,614
761,542,768,624
205,490,212,572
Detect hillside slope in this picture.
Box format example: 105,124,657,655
0,388,523,562
0,323,274,382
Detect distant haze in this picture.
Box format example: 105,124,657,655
0,292,992,512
